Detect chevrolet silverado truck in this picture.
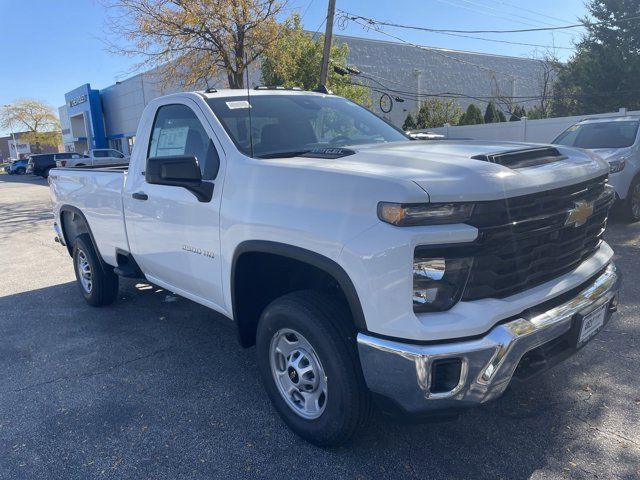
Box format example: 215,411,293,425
49,88,620,446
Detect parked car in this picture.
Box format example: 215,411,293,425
27,153,89,177
50,89,619,446
553,115,640,221
8,158,29,174
57,149,128,168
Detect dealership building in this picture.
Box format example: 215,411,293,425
59,34,549,155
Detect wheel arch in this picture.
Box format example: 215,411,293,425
231,241,367,347
59,205,98,257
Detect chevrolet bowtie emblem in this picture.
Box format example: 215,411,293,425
565,200,594,227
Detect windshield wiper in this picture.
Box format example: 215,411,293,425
255,150,312,159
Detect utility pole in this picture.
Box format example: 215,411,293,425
3,104,19,160
318,0,336,91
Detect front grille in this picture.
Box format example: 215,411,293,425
462,175,613,300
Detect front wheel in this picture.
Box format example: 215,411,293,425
72,234,119,306
256,291,372,446
622,176,640,222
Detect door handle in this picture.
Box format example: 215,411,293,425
132,192,148,200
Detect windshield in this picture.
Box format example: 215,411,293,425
553,120,640,149
206,94,408,158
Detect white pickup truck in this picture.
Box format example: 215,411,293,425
49,88,620,446
55,148,129,168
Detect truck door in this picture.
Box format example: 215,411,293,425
123,98,226,311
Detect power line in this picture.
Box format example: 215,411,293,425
347,17,532,80
383,23,573,50
437,0,563,30
491,0,575,25
339,66,640,105
440,0,576,39
299,0,316,21
338,9,640,34
352,78,640,102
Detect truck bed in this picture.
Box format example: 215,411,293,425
56,163,130,172
49,167,129,266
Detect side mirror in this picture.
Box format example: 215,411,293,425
146,155,214,202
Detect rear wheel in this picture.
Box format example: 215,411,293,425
622,176,640,222
72,234,119,306
42,167,51,179
256,291,372,446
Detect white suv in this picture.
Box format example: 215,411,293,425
554,116,640,221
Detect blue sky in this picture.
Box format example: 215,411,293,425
0,0,588,135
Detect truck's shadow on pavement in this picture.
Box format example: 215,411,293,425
1,275,638,479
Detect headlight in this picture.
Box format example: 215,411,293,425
608,159,626,173
378,202,474,226
413,255,472,312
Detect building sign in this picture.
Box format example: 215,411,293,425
68,94,88,108
8,140,31,157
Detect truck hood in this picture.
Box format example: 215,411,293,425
281,141,609,202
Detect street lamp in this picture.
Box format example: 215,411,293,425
3,104,19,160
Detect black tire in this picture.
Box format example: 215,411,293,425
622,176,640,222
72,234,119,306
42,167,51,179
16,167,26,175
256,291,372,446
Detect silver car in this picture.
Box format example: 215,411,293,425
554,116,640,221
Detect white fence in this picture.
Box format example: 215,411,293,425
429,108,639,144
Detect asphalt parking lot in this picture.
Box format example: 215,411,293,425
0,173,638,480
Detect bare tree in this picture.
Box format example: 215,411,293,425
535,53,560,118
1,100,61,151
104,0,289,89
492,49,560,120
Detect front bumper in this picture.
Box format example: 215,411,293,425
357,263,620,415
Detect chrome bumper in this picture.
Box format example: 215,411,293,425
357,263,620,414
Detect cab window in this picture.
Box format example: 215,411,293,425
148,104,219,179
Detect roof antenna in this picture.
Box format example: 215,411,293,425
245,53,255,158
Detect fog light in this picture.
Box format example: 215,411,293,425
413,256,472,312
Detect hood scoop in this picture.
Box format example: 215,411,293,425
471,147,567,169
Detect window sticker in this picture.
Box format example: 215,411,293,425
156,126,189,156
226,100,251,109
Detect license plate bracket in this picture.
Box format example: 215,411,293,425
573,300,609,348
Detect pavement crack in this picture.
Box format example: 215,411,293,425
9,347,173,393
572,414,640,447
